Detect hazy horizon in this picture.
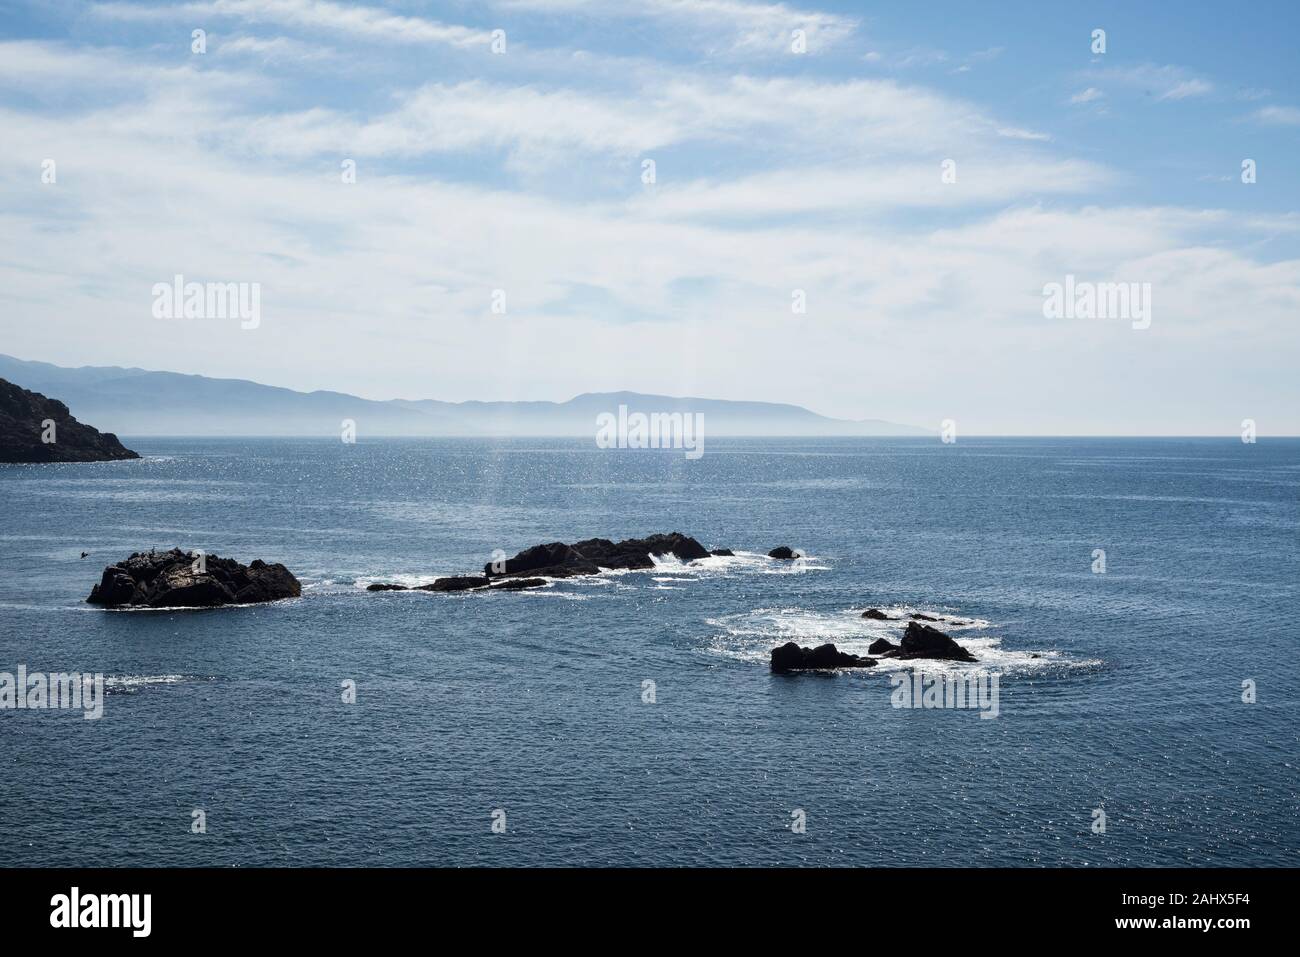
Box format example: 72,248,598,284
8,351,1300,437
2,1,1298,434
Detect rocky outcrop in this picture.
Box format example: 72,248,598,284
367,575,491,592
768,546,797,560
770,642,876,672
1,378,139,463
423,576,490,592
483,532,711,579
909,612,940,622
87,549,299,609
489,577,547,590
710,548,734,557
364,533,719,593
772,620,977,673
878,622,977,662
861,608,894,620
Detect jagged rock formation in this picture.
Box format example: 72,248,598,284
0,378,138,463
874,622,978,663
770,642,876,672
484,533,711,579
87,549,299,609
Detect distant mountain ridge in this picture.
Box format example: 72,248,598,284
0,355,927,437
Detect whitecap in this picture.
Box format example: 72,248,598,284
705,606,1094,675
104,674,191,693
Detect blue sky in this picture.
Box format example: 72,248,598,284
1,0,1297,433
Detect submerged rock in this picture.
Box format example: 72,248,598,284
909,612,940,622
861,608,894,620
710,548,735,557
867,637,899,655
768,546,798,560
489,577,547,590
484,532,711,579
884,622,977,663
87,549,299,609
366,575,497,593
419,576,489,592
770,641,876,672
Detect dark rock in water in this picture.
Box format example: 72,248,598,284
365,533,720,595
909,612,940,622
768,546,797,560
486,541,588,578
861,608,893,620
710,548,734,557
366,575,500,592
417,576,489,592
87,549,300,609
489,577,546,590
1,378,139,463
868,637,899,655
484,532,711,579
771,641,876,672
892,622,977,662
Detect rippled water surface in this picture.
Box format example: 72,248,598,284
1,437,1296,866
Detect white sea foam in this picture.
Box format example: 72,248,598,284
353,572,446,590
491,584,593,599
362,549,828,595
104,674,189,691
705,606,1097,676
854,607,993,630
651,550,829,577
100,599,299,612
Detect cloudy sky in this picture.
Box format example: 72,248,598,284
1,0,1298,433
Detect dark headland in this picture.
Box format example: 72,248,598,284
0,377,139,463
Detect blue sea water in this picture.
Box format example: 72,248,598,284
0,436,1296,867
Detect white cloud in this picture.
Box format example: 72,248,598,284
0,38,249,92
1085,64,1214,102
633,159,1110,219
93,0,490,48
1251,105,1300,126
1160,79,1213,101
1069,87,1103,105
996,127,1051,142
498,0,858,53
3,69,1295,432
237,81,684,158
218,34,335,61
198,72,1056,172
2,31,1297,433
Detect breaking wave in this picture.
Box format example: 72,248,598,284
705,606,1100,676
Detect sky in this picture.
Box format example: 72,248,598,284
1,0,1298,434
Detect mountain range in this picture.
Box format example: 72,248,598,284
0,355,926,438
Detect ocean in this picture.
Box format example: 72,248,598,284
1,436,1296,866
